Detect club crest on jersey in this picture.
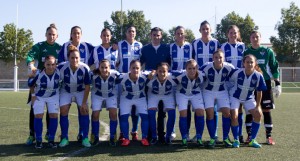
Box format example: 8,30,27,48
260,51,265,56
65,74,69,78
172,49,177,53
208,73,214,77
251,79,257,84
56,50,60,53
95,82,101,86
238,48,243,53
198,47,202,50
55,79,59,84
122,46,127,50
134,46,140,51
43,49,48,53
109,82,113,86
78,76,83,80
238,77,244,81
98,51,103,55
222,73,227,77
210,46,215,50
184,49,190,53
139,82,144,88
166,85,172,89
80,49,85,53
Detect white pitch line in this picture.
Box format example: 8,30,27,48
0,106,110,161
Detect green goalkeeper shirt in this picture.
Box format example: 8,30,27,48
26,41,61,70
244,46,279,80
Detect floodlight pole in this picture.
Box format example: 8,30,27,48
120,0,123,38
13,4,18,92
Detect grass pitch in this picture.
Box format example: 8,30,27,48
0,91,299,161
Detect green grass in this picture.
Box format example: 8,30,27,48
0,91,300,161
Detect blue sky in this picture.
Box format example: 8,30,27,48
0,0,299,45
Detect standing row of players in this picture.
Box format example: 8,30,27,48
25,21,280,149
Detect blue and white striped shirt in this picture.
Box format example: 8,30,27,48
201,62,235,91
116,73,147,99
175,71,205,96
170,42,193,71
221,42,245,68
89,45,118,69
28,69,60,97
192,38,220,67
91,70,120,98
147,75,177,95
117,40,142,72
229,68,267,101
58,41,94,64
58,62,91,93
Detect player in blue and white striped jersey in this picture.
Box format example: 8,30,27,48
89,28,118,69
192,21,220,142
170,26,193,72
117,60,149,146
147,62,177,145
117,26,142,73
57,45,91,148
170,26,194,141
58,26,94,64
229,54,267,148
58,26,94,142
221,25,246,143
28,55,60,149
192,21,220,67
90,59,120,146
200,49,235,148
117,26,142,141
174,59,206,147
221,25,245,69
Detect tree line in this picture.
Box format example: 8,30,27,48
0,2,299,68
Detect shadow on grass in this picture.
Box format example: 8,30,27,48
0,140,244,159
0,140,255,159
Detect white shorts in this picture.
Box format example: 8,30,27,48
120,96,147,116
203,90,230,110
147,93,175,111
59,91,87,107
91,94,117,111
230,97,256,112
33,94,59,114
176,92,204,112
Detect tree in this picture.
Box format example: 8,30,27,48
214,11,258,45
104,10,152,44
167,26,195,44
0,23,33,63
270,2,300,81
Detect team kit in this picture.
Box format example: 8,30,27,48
25,22,281,149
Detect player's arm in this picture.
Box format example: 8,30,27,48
26,45,40,77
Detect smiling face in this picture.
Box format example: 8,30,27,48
45,28,58,45
250,32,261,48
151,30,162,46
129,61,141,80
126,27,136,42
227,26,239,43
200,23,211,38
157,64,168,82
71,27,82,43
99,61,110,78
175,27,185,44
68,51,80,68
101,29,111,45
186,60,198,80
44,56,56,74
213,51,224,68
243,55,256,73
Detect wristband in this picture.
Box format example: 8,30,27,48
31,94,36,97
